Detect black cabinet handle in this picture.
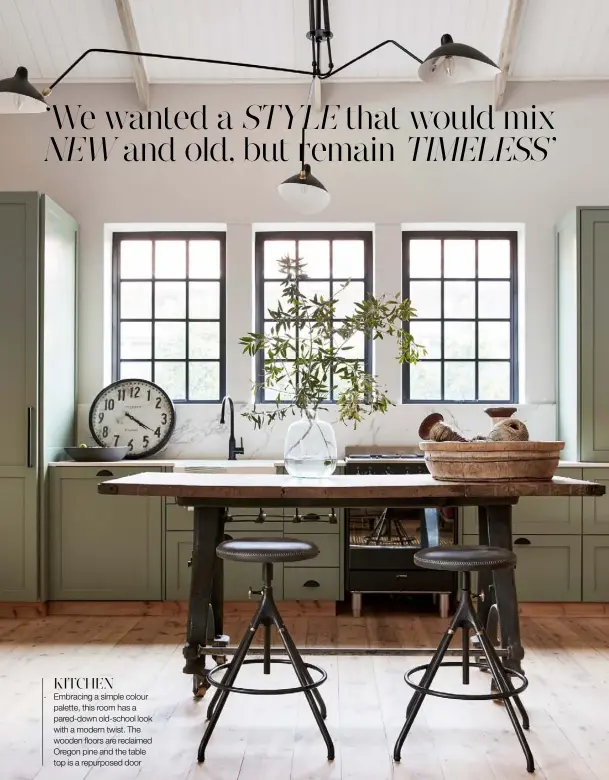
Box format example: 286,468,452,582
27,407,35,468
303,580,320,588
293,512,303,523
396,574,409,579
255,509,267,523
514,537,531,545
303,513,321,521
96,469,114,477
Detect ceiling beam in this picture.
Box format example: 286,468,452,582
114,0,150,109
494,0,526,111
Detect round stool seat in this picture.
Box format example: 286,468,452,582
414,545,516,572
216,537,319,563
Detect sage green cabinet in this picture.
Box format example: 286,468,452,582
464,534,582,602
0,193,78,602
582,536,609,601
582,470,609,533
557,208,609,461
165,531,193,601
49,467,163,600
461,470,582,536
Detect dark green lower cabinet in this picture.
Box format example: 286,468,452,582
49,467,163,600
464,534,582,602
165,529,284,601
583,536,609,601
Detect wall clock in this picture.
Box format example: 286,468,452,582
89,379,176,458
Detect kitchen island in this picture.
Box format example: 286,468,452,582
99,471,604,696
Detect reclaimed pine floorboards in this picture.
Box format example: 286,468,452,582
0,614,608,779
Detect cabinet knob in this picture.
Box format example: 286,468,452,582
248,587,262,599
514,537,531,545
303,580,320,588
96,469,114,477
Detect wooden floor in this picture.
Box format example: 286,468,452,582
1,614,609,779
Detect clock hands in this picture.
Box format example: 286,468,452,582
125,412,153,431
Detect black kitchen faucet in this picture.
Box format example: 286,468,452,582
220,395,244,460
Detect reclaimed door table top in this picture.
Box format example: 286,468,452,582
99,472,605,697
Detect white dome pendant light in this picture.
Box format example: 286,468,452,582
277,126,331,215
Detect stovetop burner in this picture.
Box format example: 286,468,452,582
346,453,424,460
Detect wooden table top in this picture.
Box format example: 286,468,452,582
98,472,605,503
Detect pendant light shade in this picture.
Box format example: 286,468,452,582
418,34,499,84
278,155,331,215
0,67,48,113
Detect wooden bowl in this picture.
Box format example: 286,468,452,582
419,441,565,482
64,446,128,462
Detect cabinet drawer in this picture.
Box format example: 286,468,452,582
582,471,609,533
223,530,283,601
583,536,609,601
283,567,340,600
283,533,339,568
349,569,453,593
283,507,340,534
166,502,193,531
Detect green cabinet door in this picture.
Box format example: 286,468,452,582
0,194,39,601
582,470,609,534
580,209,609,461
512,535,582,601
461,473,582,536
165,531,193,601
463,534,582,602
583,536,609,602
49,467,163,600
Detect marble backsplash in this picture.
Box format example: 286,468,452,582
76,402,557,460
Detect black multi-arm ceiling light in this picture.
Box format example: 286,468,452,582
0,0,499,213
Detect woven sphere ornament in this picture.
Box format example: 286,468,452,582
488,418,529,442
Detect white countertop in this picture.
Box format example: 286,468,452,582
50,458,609,469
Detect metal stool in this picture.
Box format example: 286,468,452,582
393,545,535,774
197,537,335,763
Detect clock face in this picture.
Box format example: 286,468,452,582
89,379,176,458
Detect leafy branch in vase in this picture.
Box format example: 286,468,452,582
239,254,426,433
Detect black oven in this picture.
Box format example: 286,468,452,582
345,453,458,617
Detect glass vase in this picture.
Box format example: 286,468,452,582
284,410,338,478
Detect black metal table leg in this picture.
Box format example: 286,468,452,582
182,506,225,697
485,503,524,676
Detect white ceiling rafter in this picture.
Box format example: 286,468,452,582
494,0,526,108
114,0,149,108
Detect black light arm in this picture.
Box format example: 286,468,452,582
44,39,423,95
46,47,313,92
319,39,423,80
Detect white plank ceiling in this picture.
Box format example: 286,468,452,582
0,0,607,84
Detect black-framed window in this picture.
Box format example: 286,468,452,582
255,231,373,403
402,231,518,403
112,232,226,402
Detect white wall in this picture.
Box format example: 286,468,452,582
1,79,606,456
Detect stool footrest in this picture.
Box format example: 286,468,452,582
207,658,327,696
405,661,528,701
